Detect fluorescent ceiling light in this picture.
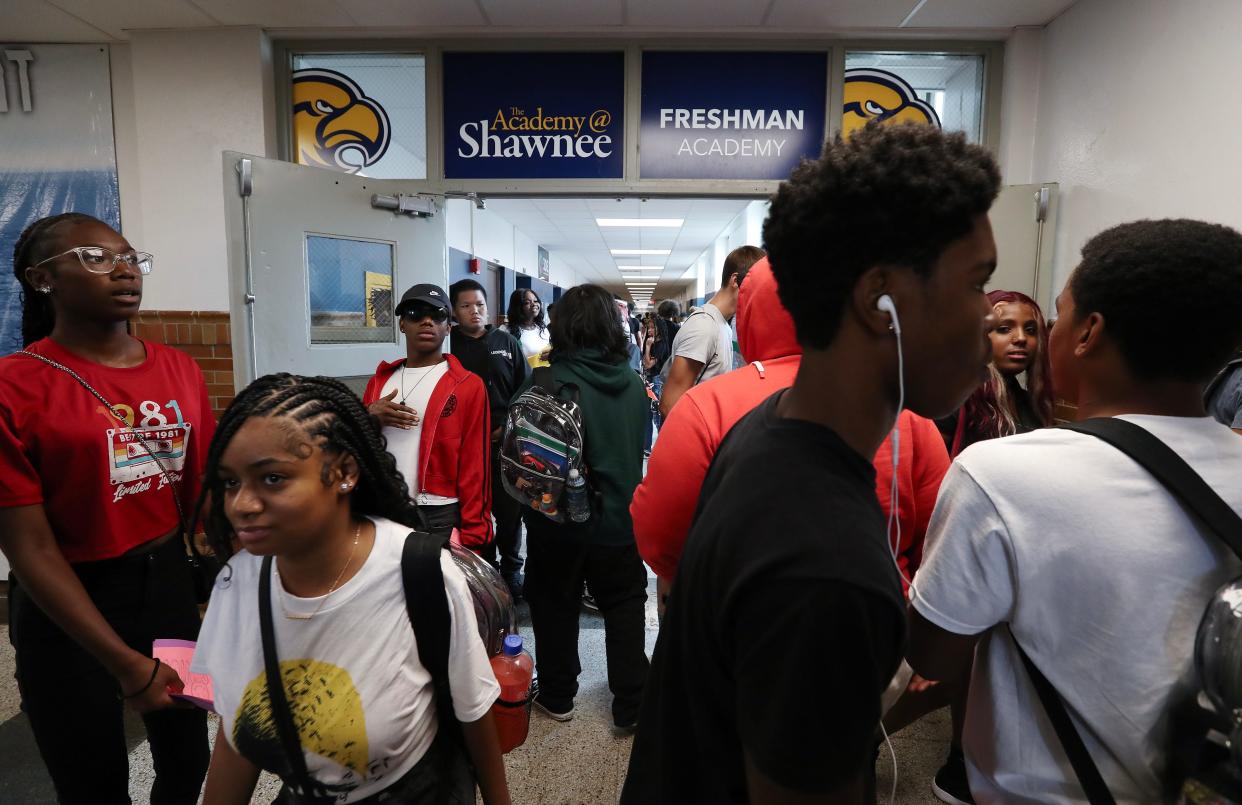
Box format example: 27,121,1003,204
611,249,671,256
596,218,683,228
619,267,663,271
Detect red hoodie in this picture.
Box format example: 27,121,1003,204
362,354,493,549
631,258,949,594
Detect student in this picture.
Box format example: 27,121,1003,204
659,245,765,417
500,288,550,368
362,284,492,550
1206,349,1242,433
0,213,212,803
519,284,650,730
908,219,1242,803
631,257,949,604
448,278,528,597
623,122,1002,802
192,374,511,805
938,289,1055,456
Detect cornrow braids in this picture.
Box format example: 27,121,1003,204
11,213,102,346
197,373,420,562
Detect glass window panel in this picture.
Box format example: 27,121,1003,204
843,52,984,143
292,53,427,178
306,235,396,345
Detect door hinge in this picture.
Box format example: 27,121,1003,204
236,158,253,198
244,293,256,305
1035,186,1050,223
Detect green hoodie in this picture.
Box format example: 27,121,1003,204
515,348,649,546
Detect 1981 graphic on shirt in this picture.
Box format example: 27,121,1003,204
106,421,191,485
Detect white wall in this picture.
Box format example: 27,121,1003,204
1027,0,1242,295
118,28,276,311
444,201,583,288
997,26,1042,185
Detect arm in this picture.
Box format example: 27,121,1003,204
906,604,981,683
658,356,704,418
0,505,185,711
201,725,261,805
630,396,714,580
461,711,512,805
455,379,493,550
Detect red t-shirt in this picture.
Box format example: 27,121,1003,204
0,338,216,563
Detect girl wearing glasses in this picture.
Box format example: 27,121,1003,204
363,283,493,552
0,213,214,803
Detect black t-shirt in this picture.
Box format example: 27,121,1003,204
449,326,528,429
622,393,906,802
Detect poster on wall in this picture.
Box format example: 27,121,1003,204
0,44,120,355
442,52,625,180
291,53,428,179
537,246,550,281
639,51,827,180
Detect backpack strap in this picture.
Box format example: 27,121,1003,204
1009,417,1242,805
258,556,332,803
400,531,466,748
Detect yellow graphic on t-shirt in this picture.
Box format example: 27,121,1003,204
234,659,368,777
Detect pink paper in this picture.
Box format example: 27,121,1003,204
152,639,214,711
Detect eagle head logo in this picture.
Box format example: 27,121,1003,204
292,69,391,173
842,68,941,139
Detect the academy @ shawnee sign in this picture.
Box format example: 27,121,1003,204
639,52,828,181
443,52,625,179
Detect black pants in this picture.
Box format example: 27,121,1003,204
524,526,650,725
482,447,524,579
420,502,461,543
9,536,209,805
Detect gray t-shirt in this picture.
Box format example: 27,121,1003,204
663,303,733,384
1206,361,1242,428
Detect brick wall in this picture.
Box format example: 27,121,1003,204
129,311,235,416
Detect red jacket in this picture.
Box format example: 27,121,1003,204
631,258,950,595
362,354,493,549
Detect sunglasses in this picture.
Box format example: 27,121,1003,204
35,246,154,275
400,306,449,324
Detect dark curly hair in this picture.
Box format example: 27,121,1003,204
547,284,630,365
1071,219,1242,383
505,287,547,335
11,212,102,346
196,373,420,562
763,122,1001,349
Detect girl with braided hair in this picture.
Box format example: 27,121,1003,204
0,213,213,802
191,374,511,805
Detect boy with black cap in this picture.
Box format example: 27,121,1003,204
363,282,493,550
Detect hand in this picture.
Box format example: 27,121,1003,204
906,673,940,694
369,389,419,430
117,653,186,713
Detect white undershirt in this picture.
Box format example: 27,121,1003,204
380,362,457,505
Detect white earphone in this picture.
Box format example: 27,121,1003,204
876,293,901,335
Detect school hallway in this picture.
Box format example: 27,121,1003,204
0,569,950,804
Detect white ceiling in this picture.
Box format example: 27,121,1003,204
484,197,751,300
5,0,1079,42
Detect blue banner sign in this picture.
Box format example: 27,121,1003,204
640,51,827,180
443,52,624,179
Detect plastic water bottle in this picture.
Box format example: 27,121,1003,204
489,634,534,753
564,469,590,523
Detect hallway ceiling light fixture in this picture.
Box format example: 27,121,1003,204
596,218,684,228
611,249,671,256
619,267,663,271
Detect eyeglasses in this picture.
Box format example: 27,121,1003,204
35,246,154,275
400,307,449,324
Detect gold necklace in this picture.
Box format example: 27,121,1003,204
277,521,363,620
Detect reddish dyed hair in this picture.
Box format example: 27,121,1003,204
953,290,1055,454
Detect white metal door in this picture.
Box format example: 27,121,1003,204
222,152,446,390
988,182,1058,308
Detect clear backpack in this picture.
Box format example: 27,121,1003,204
499,367,587,524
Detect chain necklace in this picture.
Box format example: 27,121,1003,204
398,362,443,425
276,521,362,620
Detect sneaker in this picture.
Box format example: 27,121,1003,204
612,719,638,736
931,749,974,805
533,696,574,722
582,592,600,613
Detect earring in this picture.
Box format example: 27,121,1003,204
340,483,350,491
37,286,51,294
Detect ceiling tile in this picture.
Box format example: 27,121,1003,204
626,0,765,27
334,0,487,26
191,0,355,27
2,0,117,40
479,0,623,27
906,0,1078,28
765,0,913,29
46,0,216,38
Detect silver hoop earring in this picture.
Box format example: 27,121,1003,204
340,483,350,491
37,286,51,294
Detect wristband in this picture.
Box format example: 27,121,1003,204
119,658,162,700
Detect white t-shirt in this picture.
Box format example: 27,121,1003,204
663,303,733,384
912,415,1242,804
513,325,550,368
380,362,456,505
193,517,499,802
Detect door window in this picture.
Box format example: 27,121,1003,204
306,234,396,345
843,52,985,142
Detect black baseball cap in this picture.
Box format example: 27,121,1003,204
395,283,450,315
